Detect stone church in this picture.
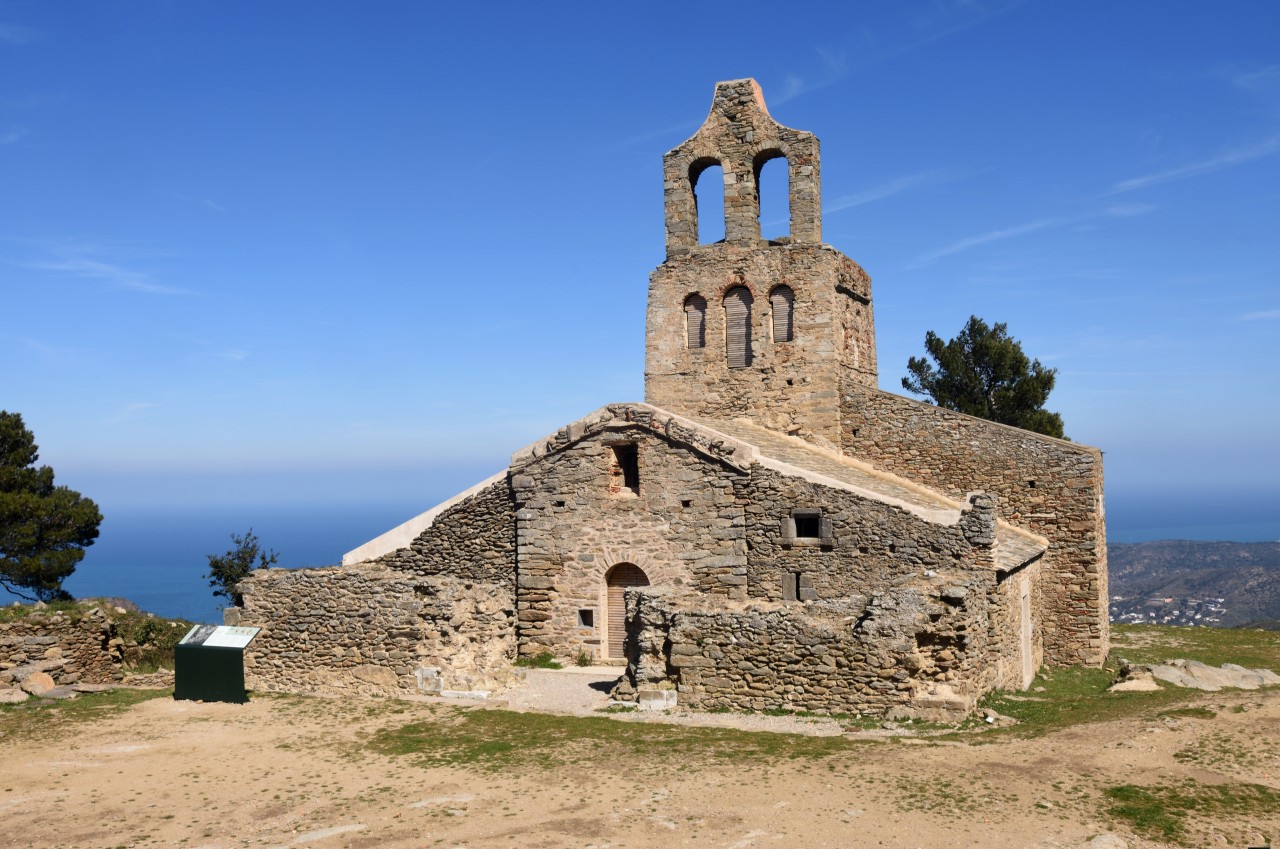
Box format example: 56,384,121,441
240,79,1107,719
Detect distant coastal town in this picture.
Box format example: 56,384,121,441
1110,595,1228,627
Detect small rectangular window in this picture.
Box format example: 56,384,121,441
610,444,639,495
577,609,595,628
794,514,821,539
785,509,832,546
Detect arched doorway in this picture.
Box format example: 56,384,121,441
605,563,650,660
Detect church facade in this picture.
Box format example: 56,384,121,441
239,80,1107,719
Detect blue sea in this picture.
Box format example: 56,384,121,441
3,488,1276,623
0,503,423,624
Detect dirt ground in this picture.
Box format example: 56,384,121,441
2,669,1278,849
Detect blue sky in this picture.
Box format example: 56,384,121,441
3,2,1279,541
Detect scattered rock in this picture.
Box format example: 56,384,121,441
0,686,30,704
71,683,113,694
1148,659,1280,692
19,671,56,695
1088,834,1126,849
39,685,78,700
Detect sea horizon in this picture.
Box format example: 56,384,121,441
3,492,1276,625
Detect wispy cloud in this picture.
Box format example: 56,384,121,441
23,256,189,295
220,348,250,361
1105,133,1280,195
0,22,37,45
609,119,699,151
163,191,229,213
0,127,26,145
1217,62,1280,94
103,402,161,426
1240,309,1280,321
906,216,1066,268
826,173,937,212
774,1,1021,106
825,168,988,214
1105,202,1157,217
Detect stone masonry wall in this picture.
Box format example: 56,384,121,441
619,580,1021,719
0,607,120,688
510,423,746,661
663,78,821,253
840,385,1107,666
740,466,980,603
239,564,515,696
372,478,516,588
646,244,875,451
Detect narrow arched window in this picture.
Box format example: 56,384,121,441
724,286,754,369
755,151,790,241
691,159,725,245
770,285,794,343
684,294,707,349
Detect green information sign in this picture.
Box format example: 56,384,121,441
173,625,261,704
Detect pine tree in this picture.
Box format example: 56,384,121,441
0,411,102,601
901,316,1065,438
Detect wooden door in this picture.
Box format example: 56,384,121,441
606,564,649,660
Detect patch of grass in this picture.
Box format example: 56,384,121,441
0,688,170,742
969,666,1189,738
1173,730,1277,771
367,706,858,772
513,652,562,670
574,650,593,667
1157,706,1215,720
0,599,84,623
960,623,1280,740
1111,623,1280,670
1103,779,1280,845
114,610,194,672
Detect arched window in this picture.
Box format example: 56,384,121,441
755,151,790,241
690,159,725,245
724,286,754,369
683,294,707,349
770,285,794,343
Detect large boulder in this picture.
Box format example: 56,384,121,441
19,671,55,695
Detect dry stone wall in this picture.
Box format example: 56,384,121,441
372,478,516,588
239,563,516,696
840,385,1107,666
617,578,1026,719
0,607,119,688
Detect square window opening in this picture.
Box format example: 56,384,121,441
793,514,821,539
680,499,692,508
577,609,595,628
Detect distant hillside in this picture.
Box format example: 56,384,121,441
1109,540,1280,629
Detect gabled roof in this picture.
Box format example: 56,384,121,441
345,402,1047,571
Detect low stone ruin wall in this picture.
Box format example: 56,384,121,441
840,384,1107,667
615,581,1013,720
239,564,516,697
0,606,121,690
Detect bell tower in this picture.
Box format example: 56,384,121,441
644,78,878,450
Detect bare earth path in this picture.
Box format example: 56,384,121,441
2,675,1277,849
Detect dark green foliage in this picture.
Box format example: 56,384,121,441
206,528,277,606
0,411,102,601
901,316,1065,438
